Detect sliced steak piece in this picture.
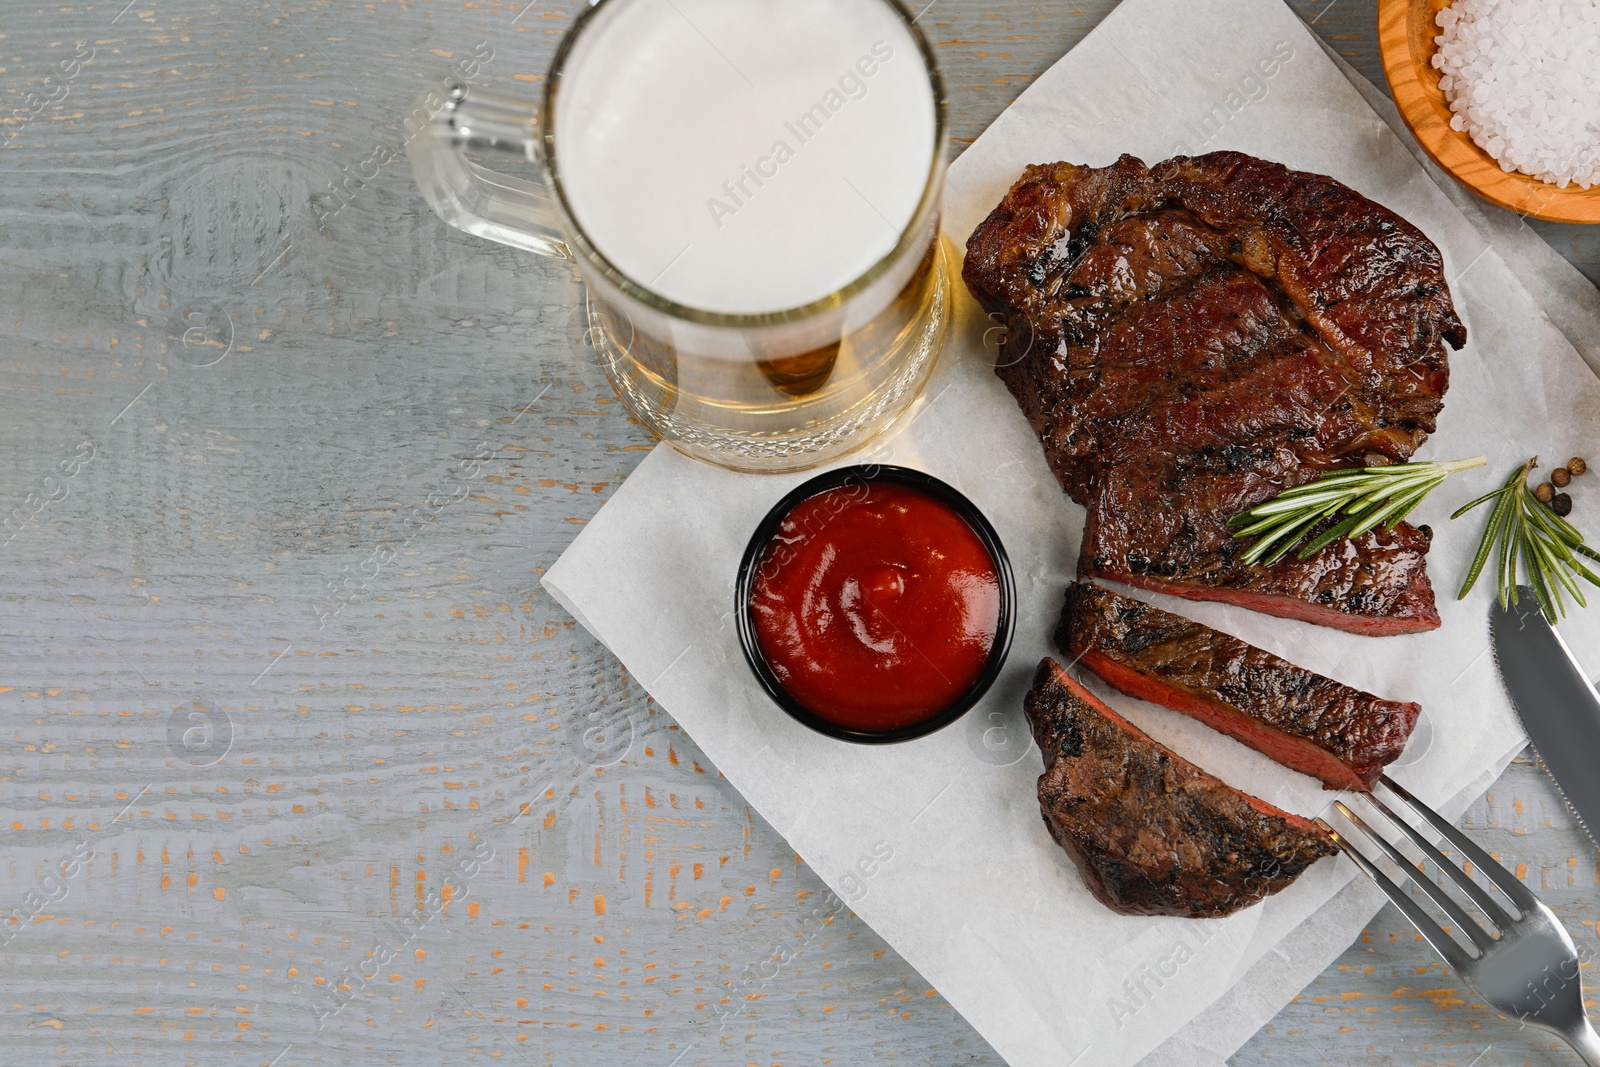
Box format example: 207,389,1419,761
1068,331,1436,638
1083,438,1440,636
963,151,1465,635
1057,583,1420,790
1025,658,1335,918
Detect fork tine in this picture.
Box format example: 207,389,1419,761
1332,801,1495,954
1379,776,1538,915
1316,817,1475,973
1361,792,1516,932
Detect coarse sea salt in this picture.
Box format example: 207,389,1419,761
1432,0,1600,189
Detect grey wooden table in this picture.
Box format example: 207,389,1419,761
1,1,1596,1065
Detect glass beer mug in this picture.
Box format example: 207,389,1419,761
408,0,950,473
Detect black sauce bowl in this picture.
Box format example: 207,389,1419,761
734,464,1017,745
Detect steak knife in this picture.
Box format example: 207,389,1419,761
1490,587,1600,849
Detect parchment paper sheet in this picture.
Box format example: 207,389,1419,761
1140,37,1600,1066
542,0,1600,1063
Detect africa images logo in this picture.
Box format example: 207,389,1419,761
704,39,897,229
1170,39,1295,156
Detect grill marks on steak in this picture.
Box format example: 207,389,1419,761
1025,658,1335,918
1086,430,1441,634
963,152,1466,635
1153,154,1463,399
1021,264,1324,502
1058,583,1420,790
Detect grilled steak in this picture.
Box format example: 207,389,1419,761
964,152,1466,635
1058,582,1420,791
1026,658,1335,918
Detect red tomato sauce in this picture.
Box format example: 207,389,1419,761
750,482,1002,732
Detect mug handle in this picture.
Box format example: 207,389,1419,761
407,82,571,260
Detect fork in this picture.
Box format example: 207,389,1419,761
1316,774,1600,1065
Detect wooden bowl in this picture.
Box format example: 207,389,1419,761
1378,0,1600,224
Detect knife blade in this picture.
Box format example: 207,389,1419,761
1490,586,1600,850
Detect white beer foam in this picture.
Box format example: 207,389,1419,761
555,0,936,315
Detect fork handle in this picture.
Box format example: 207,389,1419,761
1559,1017,1600,1066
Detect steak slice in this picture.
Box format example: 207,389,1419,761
963,151,1465,635
1025,658,1335,918
1057,582,1420,790
1083,435,1441,636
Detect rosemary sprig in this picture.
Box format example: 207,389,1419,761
1453,457,1600,620
1228,456,1488,566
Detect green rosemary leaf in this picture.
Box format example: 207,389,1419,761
1451,484,1506,519
1525,533,1560,620
1523,490,1575,546
1296,510,1366,560
1350,480,1440,538
1454,457,1599,616
1240,506,1335,566
1457,485,1512,600
1229,456,1485,563
1387,480,1445,529
1529,493,1589,546
1497,482,1520,610
1235,487,1363,519
1533,528,1585,608
1571,553,1600,590
1532,508,1600,591
1230,509,1312,540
